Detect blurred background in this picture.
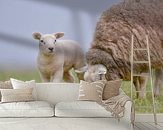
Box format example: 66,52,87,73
0,0,121,81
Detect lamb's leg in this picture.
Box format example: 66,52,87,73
74,61,86,81
76,73,84,81
51,67,64,82
74,67,85,81
63,71,74,83
39,72,50,82
154,69,163,97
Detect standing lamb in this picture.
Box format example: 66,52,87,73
78,0,163,98
33,32,85,82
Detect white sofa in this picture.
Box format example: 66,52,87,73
0,83,132,130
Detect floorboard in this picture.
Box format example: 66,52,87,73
135,122,163,130
133,125,141,130
144,122,160,130
149,122,163,130
135,122,149,130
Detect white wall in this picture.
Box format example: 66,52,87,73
0,0,121,70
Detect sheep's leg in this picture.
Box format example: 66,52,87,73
154,69,163,97
39,72,50,82
76,73,84,81
133,77,140,98
74,62,86,81
139,76,148,99
74,67,85,81
63,71,74,83
51,67,64,82
42,77,50,82
154,77,160,97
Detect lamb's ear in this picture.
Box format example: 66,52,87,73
97,64,107,74
32,32,42,40
54,32,64,39
75,65,88,73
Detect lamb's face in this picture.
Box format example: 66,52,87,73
76,64,107,82
39,34,57,55
32,32,64,55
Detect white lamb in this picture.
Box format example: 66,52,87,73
32,32,85,82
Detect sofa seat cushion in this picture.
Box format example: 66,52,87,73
55,101,112,117
0,101,54,117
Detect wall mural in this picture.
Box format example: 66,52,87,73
0,0,163,114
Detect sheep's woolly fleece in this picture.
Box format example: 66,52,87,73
86,0,163,80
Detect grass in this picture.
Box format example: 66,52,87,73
0,70,41,82
0,70,163,113
121,81,163,113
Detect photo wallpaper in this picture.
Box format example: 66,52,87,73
0,0,163,114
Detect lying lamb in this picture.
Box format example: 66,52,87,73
75,64,107,82
76,64,152,98
33,32,85,82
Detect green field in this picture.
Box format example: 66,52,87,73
0,70,163,113
121,81,163,113
0,70,41,82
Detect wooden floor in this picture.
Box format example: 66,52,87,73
134,122,163,130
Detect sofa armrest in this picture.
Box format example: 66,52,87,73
123,101,132,122
119,100,133,128
119,89,133,125
119,88,132,120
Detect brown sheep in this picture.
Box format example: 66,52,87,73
82,0,163,98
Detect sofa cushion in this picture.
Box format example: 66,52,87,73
103,80,122,100
78,80,105,102
0,81,12,89
10,78,37,100
1,88,34,103
55,101,112,117
0,81,13,101
0,101,54,117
